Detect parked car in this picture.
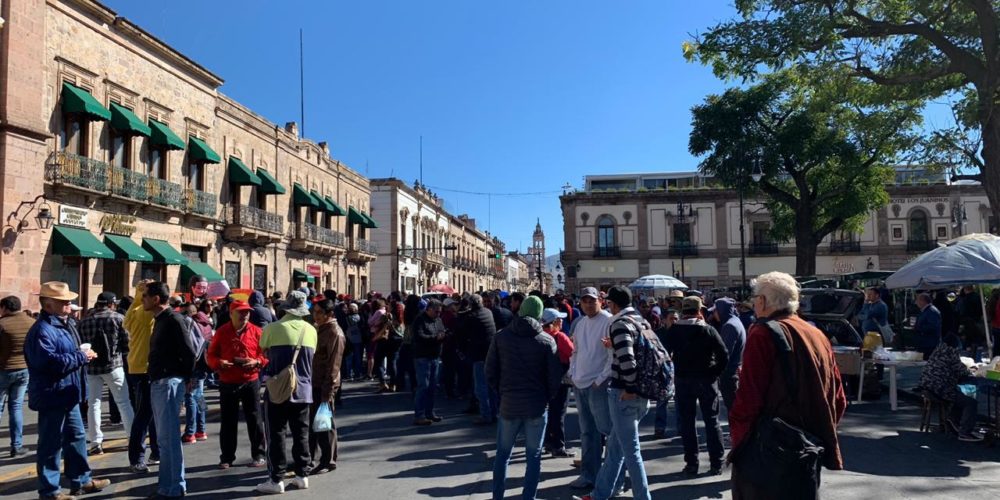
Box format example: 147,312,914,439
798,288,864,347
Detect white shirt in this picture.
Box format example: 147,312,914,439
569,310,613,389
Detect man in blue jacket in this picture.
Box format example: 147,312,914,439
712,297,745,412
915,293,943,360
26,282,110,500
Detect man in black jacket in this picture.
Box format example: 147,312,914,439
412,300,446,425
142,282,196,498
463,294,498,424
665,296,729,477
486,296,561,500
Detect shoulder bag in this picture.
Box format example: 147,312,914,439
265,326,305,404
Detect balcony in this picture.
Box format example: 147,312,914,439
46,151,109,193
224,204,284,244
829,240,861,253
399,245,415,259
668,242,698,257
109,165,148,202
290,222,345,256
147,177,184,211
443,256,453,268
184,188,217,219
347,237,378,263
749,242,779,255
907,238,938,252
593,246,621,258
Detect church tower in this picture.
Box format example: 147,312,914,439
529,218,545,280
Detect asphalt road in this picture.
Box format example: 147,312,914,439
0,379,998,499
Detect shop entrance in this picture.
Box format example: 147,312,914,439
102,260,127,299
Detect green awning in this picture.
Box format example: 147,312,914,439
227,157,261,186
60,83,111,121
188,136,221,164
361,210,379,229
311,191,332,212
323,196,346,216
52,226,114,259
348,207,367,225
181,261,225,284
109,102,151,137
255,169,286,195
292,269,315,283
148,119,186,150
141,238,189,265
103,234,152,262
292,183,321,208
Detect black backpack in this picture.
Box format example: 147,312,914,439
620,315,674,401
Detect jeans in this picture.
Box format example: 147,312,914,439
545,383,570,451
414,357,440,419
86,368,134,444
150,377,186,497
591,388,650,500
473,361,498,420
345,340,364,379
675,377,725,467
575,380,623,488
0,368,29,450
375,337,402,382
36,405,91,496
218,380,265,465
654,399,669,433
184,375,207,436
127,373,158,465
492,415,547,500
264,401,310,482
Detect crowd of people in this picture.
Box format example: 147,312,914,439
0,270,853,499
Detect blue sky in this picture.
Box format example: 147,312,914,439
103,0,740,255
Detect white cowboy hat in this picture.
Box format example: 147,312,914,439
38,281,79,301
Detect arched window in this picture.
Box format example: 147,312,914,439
596,215,616,257
909,209,929,242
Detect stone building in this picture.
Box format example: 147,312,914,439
560,169,991,293
369,178,511,295
0,0,375,309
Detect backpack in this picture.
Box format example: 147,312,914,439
182,316,207,368
620,315,674,401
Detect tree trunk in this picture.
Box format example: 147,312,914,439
794,203,818,276
980,98,1000,233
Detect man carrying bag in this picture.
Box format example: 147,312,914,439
728,272,847,499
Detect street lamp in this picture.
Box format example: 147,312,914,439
951,203,968,237
738,157,765,299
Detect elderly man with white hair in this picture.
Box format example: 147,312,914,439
727,272,847,500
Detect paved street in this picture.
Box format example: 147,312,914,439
0,380,998,499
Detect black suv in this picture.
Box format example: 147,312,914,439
798,288,864,347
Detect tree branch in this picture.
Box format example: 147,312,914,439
815,215,847,241
854,62,961,86
962,0,998,64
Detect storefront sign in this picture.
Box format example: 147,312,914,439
58,206,88,228
889,197,949,205
306,264,322,277
99,214,137,236
832,259,856,274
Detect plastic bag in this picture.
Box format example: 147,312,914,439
312,402,333,432
958,384,977,399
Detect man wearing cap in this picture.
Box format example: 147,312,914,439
486,295,562,500
567,287,619,491
256,291,318,494
541,308,575,457
79,292,133,456
0,295,35,458
665,296,729,477
577,286,651,500
206,300,267,469
26,282,110,499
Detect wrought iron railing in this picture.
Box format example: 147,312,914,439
147,177,184,210
829,240,861,253
47,151,109,192
749,242,779,255
317,225,346,248
357,238,377,254
593,246,621,258
229,204,283,233
400,245,415,258
668,242,698,257
184,188,217,218
109,165,148,201
906,238,938,252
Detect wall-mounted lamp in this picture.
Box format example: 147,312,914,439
6,195,54,233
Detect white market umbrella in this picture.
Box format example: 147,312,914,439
628,274,688,295
885,233,1000,353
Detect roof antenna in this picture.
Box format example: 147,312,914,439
419,135,423,184
299,28,305,138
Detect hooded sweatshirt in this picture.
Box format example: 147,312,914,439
715,299,746,380
124,283,155,375
249,290,276,329
485,316,562,419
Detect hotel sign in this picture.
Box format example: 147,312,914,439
58,206,88,228
889,197,949,204
99,214,137,236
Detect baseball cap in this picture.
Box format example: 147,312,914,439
96,292,118,305
681,296,703,313
541,308,567,325
581,287,600,299
229,300,253,313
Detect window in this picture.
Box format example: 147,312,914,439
752,221,771,244
187,159,204,191
140,263,165,282
673,223,691,244
181,245,206,263
642,179,666,189
909,210,929,241
596,215,616,248
253,265,268,293
61,114,88,155
109,127,131,169
832,230,855,242
225,261,241,288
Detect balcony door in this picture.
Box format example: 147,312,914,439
909,210,929,242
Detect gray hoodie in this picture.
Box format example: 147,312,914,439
715,298,746,380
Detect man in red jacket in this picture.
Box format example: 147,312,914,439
206,301,268,469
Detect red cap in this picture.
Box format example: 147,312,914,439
229,300,252,313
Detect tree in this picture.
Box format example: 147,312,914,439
685,0,1000,227
689,69,919,275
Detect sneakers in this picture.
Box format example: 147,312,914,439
413,418,433,426
569,476,593,490
69,478,111,495
129,463,149,473
249,458,267,468
288,476,309,490
147,456,160,465
218,462,231,470
682,463,699,477
87,444,104,456
194,432,208,441
10,447,27,458
181,434,196,444
959,432,985,442
255,480,285,494
708,465,724,476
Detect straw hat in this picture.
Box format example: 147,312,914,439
39,281,78,301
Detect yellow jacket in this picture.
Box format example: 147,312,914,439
124,284,154,374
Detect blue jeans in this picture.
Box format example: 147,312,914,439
414,357,440,419
473,361,498,420
575,381,623,489
36,405,91,497
654,399,669,433
151,377,186,497
591,388,650,500
184,375,207,436
0,368,29,449
493,415,547,500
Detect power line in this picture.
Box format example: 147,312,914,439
421,184,564,197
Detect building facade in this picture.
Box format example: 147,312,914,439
0,0,375,309
561,170,992,293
